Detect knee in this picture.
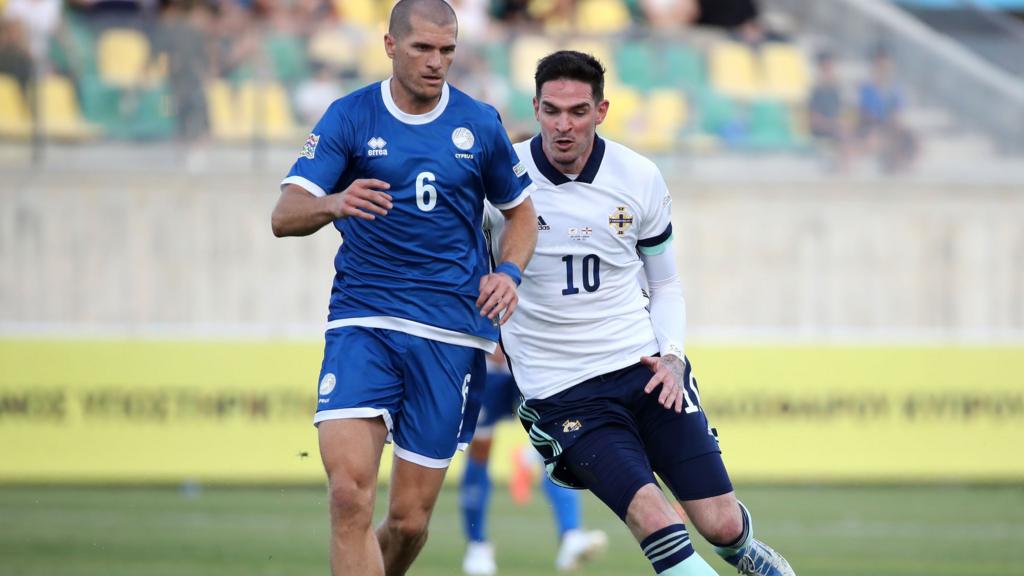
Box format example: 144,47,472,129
698,505,745,546
625,484,678,536
327,476,375,527
384,507,431,545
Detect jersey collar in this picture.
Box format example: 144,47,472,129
530,134,606,186
380,78,450,125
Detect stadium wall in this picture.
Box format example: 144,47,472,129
2,171,1023,336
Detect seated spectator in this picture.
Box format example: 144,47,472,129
0,18,32,88
639,0,699,30
857,48,917,172
294,61,343,126
808,50,852,170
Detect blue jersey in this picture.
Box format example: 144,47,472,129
282,80,532,350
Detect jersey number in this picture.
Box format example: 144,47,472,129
562,254,601,295
416,172,438,212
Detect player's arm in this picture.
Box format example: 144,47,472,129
638,238,690,413
271,180,393,237
477,197,537,324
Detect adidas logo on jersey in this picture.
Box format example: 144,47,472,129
367,137,388,157
537,216,551,231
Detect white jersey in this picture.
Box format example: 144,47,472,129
485,136,674,400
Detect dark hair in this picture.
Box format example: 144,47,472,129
534,50,606,103
388,0,458,39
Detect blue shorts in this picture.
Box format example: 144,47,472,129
474,370,520,437
517,359,732,518
316,326,486,468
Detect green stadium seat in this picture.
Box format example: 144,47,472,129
616,41,655,90
745,99,797,149
265,34,310,86
664,43,706,92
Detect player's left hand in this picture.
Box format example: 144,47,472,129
477,272,518,325
640,354,687,413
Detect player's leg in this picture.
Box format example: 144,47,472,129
460,436,496,575
378,335,484,575
377,456,448,575
315,327,406,576
320,418,389,576
559,425,721,575
638,359,795,576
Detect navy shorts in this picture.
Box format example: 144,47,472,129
517,359,732,518
316,326,486,468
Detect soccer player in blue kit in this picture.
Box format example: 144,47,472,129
486,51,796,576
270,0,537,574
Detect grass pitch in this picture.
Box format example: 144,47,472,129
0,484,1022,575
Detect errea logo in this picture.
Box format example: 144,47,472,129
367,137,388,157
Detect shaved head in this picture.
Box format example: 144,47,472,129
388,0,458,39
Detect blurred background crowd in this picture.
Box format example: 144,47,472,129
1,0,1021,177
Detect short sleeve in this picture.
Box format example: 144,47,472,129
280,101,352,197
637,167,673,253
482,113,532,210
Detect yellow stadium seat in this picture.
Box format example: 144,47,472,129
0,74,32,139
356,30,393,81
206,80,247,141
240,81,301,141
600,85,642,143
640,89,688,152
309,30,359,70
510,36,558,92
332,0,386,27
207,80,301,142
97,28,151,88
39,75,98,140
575,0,631,35
709,41,759,100
760,43,810,103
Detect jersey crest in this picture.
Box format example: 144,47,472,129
608,206,634,236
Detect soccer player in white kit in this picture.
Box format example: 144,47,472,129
485,51,796,576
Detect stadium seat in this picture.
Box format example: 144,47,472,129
601,85,642,143
207,80,301,142
709,41,760,100
746,99,798,149
332,0,386,27
206,80,246,141
616,41,655,90
97,28,151,89
38,74,98,140
308,30,358,71
0,74,32,139
697,88,743,142
265,34,310,86
761,43,810,103
510,36,557,92
664,43,706,92
575,0,631,34
634,90,688,152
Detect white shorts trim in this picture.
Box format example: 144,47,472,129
313,407,395,443
393,444,452,469
325,316,497,353
281,175,328,198
492,184,534,211
456,442,470,452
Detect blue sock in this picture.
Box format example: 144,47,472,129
641,524,695,574
460,459,491,543
542,474,580,536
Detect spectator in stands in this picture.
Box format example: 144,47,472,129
0,17,32,88
638,0,699,30
3,0,61,70
294,60,343,125
808,50,852,170
210,0,260,82
857,48,917,173
154,0,212,141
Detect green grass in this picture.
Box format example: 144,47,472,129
1,484,1023,575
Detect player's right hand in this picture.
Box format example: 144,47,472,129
333,179,392,221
